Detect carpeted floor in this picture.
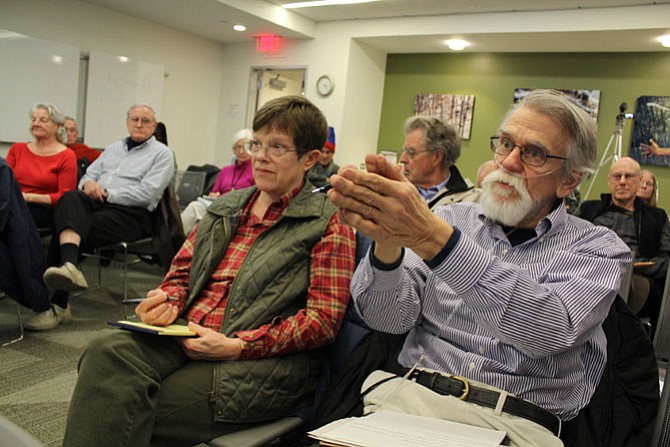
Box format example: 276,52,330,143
0,258,318,447
0,258,166,446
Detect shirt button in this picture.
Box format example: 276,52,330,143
478,346,484,354
364,273,369,282
469,362,476,371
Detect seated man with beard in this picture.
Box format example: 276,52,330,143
325,90,631,446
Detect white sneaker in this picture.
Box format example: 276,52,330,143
53,304,72,324
24,307,60,331
43,262,88,291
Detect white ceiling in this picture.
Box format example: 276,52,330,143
81,0,670,53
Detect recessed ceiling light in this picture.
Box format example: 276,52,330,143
659,34,670,48
282,0,379,8
444,39,470,51
233,24,247,32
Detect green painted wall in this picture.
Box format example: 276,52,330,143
379,52,670,209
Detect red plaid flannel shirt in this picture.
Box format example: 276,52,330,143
160,185,355,359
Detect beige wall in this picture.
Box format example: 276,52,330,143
0,0,227,170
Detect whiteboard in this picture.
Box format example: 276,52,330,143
84,50,164,148
0,29,79,143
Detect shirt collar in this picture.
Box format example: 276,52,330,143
125,135,154,151
478,198,567,239
417,174,451,202
243,181,304,221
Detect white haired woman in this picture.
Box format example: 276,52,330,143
180,129,255,234
7,103,77,228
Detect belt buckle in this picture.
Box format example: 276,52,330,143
451,375,470,400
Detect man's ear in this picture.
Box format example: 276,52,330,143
302,149,322,171
432,149,444,166
557,172,583,199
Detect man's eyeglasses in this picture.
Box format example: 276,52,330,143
244,140,298,157
127,117,155,126
609,172,639,182
401,147,434,159
490,135,569,167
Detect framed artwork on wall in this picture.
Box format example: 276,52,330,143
629,96,670,167
414,93,475,140
513,88,601,119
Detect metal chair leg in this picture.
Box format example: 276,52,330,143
121,242,129,302
2,302,24,347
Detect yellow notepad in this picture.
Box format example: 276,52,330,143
107,320,197,337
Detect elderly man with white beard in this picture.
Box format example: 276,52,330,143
326,90,631,447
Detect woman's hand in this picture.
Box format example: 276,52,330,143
135,289,179,326
180,322,243,361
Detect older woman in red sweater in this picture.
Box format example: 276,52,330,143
7,103,78,228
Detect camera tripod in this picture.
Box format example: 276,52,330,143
582,113,627,201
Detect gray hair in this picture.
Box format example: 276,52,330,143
403,116,461,169
126,103,157,120
31,103,67,144
501,89,597,186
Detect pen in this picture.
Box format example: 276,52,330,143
311,184,333,194
121,296,178,305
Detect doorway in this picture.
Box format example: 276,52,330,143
245,67,306,126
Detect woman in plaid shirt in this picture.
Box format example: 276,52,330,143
64,96,356,447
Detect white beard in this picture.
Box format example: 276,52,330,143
479,170,542,227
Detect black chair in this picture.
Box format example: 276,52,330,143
185,164,221,195
84,185,184,301
175,170,207,210
618,259,634,304
560,295,659,447
653,267,670,363
206,417,303,447
652,365,670,446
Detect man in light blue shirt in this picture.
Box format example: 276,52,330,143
328,90,631,446
41,104,174,323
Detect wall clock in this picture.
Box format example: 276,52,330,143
316,74,335,96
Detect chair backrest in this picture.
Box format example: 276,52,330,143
186,164,221,195
560,295,659,447
653,267,670,361
151,184,185,271
619,259,634,304
175,170,207,210
652,365,670,446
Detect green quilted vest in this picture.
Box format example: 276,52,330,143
186,182,337,422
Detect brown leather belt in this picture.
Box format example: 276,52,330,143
412,370,561,437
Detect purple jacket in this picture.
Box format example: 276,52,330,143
212,159,254,194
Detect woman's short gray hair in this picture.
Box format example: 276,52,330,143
501,89,597,186
31,103,67,144
403,116,461,169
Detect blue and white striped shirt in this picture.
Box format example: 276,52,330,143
351,201,631,420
